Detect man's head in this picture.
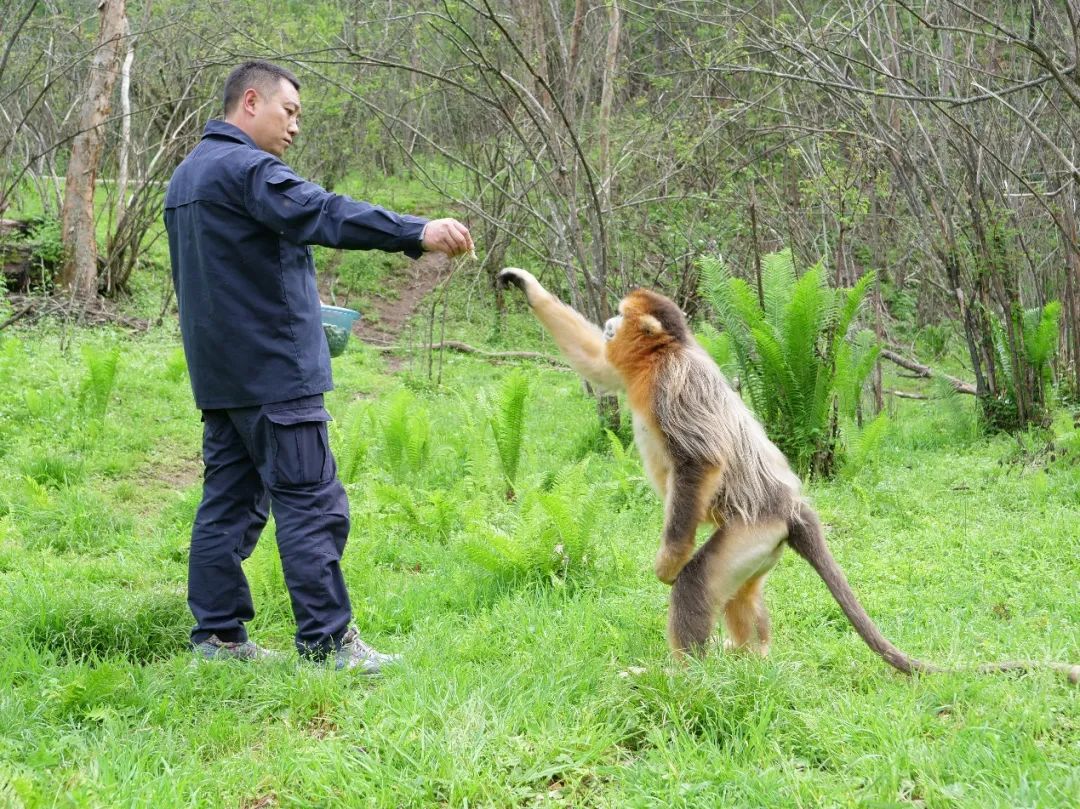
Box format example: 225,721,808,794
222,61,301,157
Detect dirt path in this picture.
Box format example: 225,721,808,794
353,251,452,349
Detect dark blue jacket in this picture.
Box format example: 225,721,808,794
165,120,428,409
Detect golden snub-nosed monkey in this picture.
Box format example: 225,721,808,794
497,267,1079,683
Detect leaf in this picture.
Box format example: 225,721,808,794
488,370,529,492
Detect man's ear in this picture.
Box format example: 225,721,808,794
241,87,260,116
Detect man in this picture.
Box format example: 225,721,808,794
164,60,472,672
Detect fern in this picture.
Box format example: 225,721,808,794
834,271,875,351
339,403,372,485
460,460,603,584
487,370,529,499
1024,301,1061,407
536,461,600,574
834,328,880,420
163,348,187,383
699,252,878,478
374,483,459,542
841,411,891,477
78,345,121,421
1024,300,1061,369
605,428,646,507
761,248,798,329
244,531,289,626
379,390,430,479
374,482,423,527
781,265,836,451
405,414,430,475
987,300,1061,426
695,323,737,377
461,525,528,579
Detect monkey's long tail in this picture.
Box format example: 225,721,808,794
785,502,936,675
786,502,1079,683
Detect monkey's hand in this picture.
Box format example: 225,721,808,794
497,268,546,306
654,544,693,585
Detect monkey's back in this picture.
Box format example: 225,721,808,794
652,342,801,524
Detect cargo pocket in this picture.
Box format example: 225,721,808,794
264,406,333,487
267,169,321,206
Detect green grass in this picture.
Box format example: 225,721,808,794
0,274,1077,807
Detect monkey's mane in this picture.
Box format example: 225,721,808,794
653,342,800,524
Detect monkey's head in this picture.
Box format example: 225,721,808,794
604,289,690,375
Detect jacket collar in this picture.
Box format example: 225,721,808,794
202,119,260,150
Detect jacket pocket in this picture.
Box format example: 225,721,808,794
264,406,333,487
267,169,321,206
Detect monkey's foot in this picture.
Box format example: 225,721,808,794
722,637,770,657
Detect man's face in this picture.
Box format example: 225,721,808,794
248,77,301,157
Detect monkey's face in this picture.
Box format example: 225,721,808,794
602,315,623,341
605,290,689,373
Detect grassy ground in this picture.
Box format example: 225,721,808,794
0,273,1078,808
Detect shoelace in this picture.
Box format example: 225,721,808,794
353,637,378,657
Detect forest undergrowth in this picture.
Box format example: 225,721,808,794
0,267,1077,808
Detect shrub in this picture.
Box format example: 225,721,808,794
699,250,878,477
984,300,1061,431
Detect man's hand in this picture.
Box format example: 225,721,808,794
421,218,473,257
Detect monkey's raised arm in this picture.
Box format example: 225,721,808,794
497,268,625,392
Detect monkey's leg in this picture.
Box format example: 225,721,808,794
667,532,718,657
722,566,778,656
754,583,773,655
668,520,786,657
496,268,624,391
653,465,716,584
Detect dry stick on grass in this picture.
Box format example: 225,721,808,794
879,347,977,395
0,294,150,332
0,302,36,331
887,389,930,400
369,339,565,367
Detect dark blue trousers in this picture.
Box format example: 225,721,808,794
188,394,352,656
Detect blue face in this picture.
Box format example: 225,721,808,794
603,315,623,342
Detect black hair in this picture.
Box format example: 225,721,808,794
223,60,300,116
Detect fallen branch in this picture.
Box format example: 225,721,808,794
0,302,36,331
367,339,565,366
880,348,976,395
887,389,929,400
0,294,150,331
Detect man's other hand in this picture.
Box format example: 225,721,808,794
421,218,473,257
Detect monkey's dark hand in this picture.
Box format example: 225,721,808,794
497,268,540,302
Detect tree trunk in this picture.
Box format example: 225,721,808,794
1057,204,1080,396
59,0,126,304
116,18,134,223
598,1,621,210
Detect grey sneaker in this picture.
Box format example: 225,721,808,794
334,627,400,674
192,634,283,662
